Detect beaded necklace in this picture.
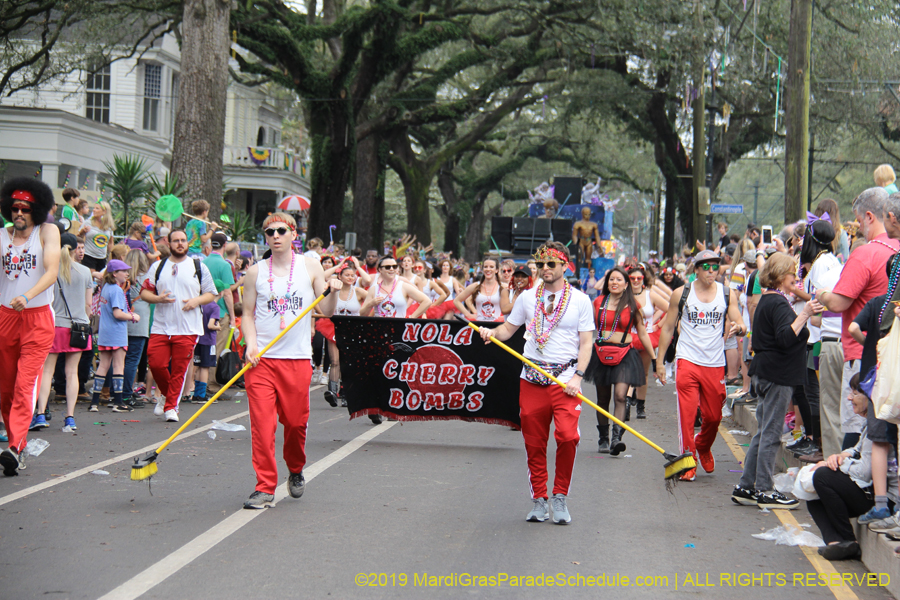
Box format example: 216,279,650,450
267,252,296,330
4,227,36,280
596,294,623,342
880,254,900,324
526,281,571,353
375,276,398,317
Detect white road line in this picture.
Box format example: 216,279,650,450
98,421,396,600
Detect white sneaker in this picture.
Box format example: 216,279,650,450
154,399,165,417
319,372,328,385
164,409,179,422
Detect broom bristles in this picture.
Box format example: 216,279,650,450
130,461,158,481
663,453,696,480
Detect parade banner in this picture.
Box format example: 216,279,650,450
333,317,526,428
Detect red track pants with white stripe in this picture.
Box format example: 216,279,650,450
245,358,312,495
675,359,726,458
147,334,197,412
519,379,581,499
0,305,54,453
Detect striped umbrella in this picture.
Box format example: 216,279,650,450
277,195,311,211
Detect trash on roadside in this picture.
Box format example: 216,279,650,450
24,438,49,457
728,430,750,436
722,405,733,418
94,422,110,426
684,543,695,548
91,470,109,475
208,431,216,439
210,420,245,432
773,468,800,494
752,524,823,547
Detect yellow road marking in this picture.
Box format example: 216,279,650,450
719,425,860,600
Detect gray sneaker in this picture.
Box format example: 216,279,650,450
243,490,275,509
868,512,900,532
550,493,571,525
288,472,305,499
526,497,549,522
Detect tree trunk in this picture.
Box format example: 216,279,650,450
388,130,432,246
437,168,461,257
306,101,353,241
463,192,490,264
352,133,384,251
171,0,230,221
784,0,813,224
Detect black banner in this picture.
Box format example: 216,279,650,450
333,317,526,428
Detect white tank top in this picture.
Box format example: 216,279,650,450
425,280,440,303
1,225,53,308
254,255,315,359
374,277,407,318
676,282,728,368
632,290,655,333
334,287,361,316
439,275,456,300
475,281,501,321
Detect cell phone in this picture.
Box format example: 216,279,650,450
761,226,773,245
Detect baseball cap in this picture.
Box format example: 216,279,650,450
513,266,530,277
742,250,757,264
60,232,78,250
107,259,130,272
158,226,171,237
694,249,721,264
724,243,737,257
210,232,228,249
240,250,252,260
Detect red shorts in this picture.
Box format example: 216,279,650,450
631,328,661,352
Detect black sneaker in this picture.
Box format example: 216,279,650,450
731,485,759,506
817,540,860,561
756,490,799,510
111,403,135,413
288,472,305,499
0,447,19,476
323,390,338,407
369,414,383,425
243,490,275,509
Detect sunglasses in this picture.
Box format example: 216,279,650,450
414,265,424,270
381,264,399,270
265,227,290,237
501,268,513,273
697,262,718,272
11,205,32,214
535,261,560,269
629,274,644,281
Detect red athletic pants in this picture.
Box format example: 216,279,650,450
0,306,54,452
245,357,312,494
147,334,197,412
519,379,581,498
675,359,726,457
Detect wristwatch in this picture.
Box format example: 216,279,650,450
574,370,585,377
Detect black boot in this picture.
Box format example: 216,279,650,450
636,399,646,419
323,380,339,407
597,425,609,453
624,398,631,422
609,425,626,456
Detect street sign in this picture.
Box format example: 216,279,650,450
710,203,744,214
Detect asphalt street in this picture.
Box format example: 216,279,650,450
0,383,893,600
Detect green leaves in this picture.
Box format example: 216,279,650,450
102,154,152,235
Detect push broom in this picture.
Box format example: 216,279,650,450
456,317,696,482
131,287,332,481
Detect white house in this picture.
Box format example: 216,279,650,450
0,33,309,224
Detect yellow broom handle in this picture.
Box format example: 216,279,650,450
154,288,332,455
463,320,666,455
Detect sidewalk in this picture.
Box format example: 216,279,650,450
727,392,900,597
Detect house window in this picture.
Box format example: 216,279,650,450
143,64,162,131
257,126,266,146
85,63,111,124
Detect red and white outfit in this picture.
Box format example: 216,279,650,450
373,278,407,318
675,282,728,460
0,225,55,454
246,257,316,495
475,283,502,322
506,284,594,499
141,259,217,413
630,291,659,352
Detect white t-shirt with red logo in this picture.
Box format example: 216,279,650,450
677,282,728,368
141,258,217,336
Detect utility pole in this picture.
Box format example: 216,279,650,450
753,179,760,224
692,0,709,247
783,0,813,224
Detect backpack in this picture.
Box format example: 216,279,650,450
154,257,202,290
664,282,730,362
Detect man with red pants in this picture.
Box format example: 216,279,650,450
0,177,60,475
656,250,745,481
141,229,217,422
478,242,594,524
240,213,340,509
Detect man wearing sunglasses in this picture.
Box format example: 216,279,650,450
0,177,61,475
241,212,341,509
655,249,745,481
478,242,594,525
141,229,218,422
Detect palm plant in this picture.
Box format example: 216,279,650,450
103,154,151,235
223,209,258,243
148,172,187,204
